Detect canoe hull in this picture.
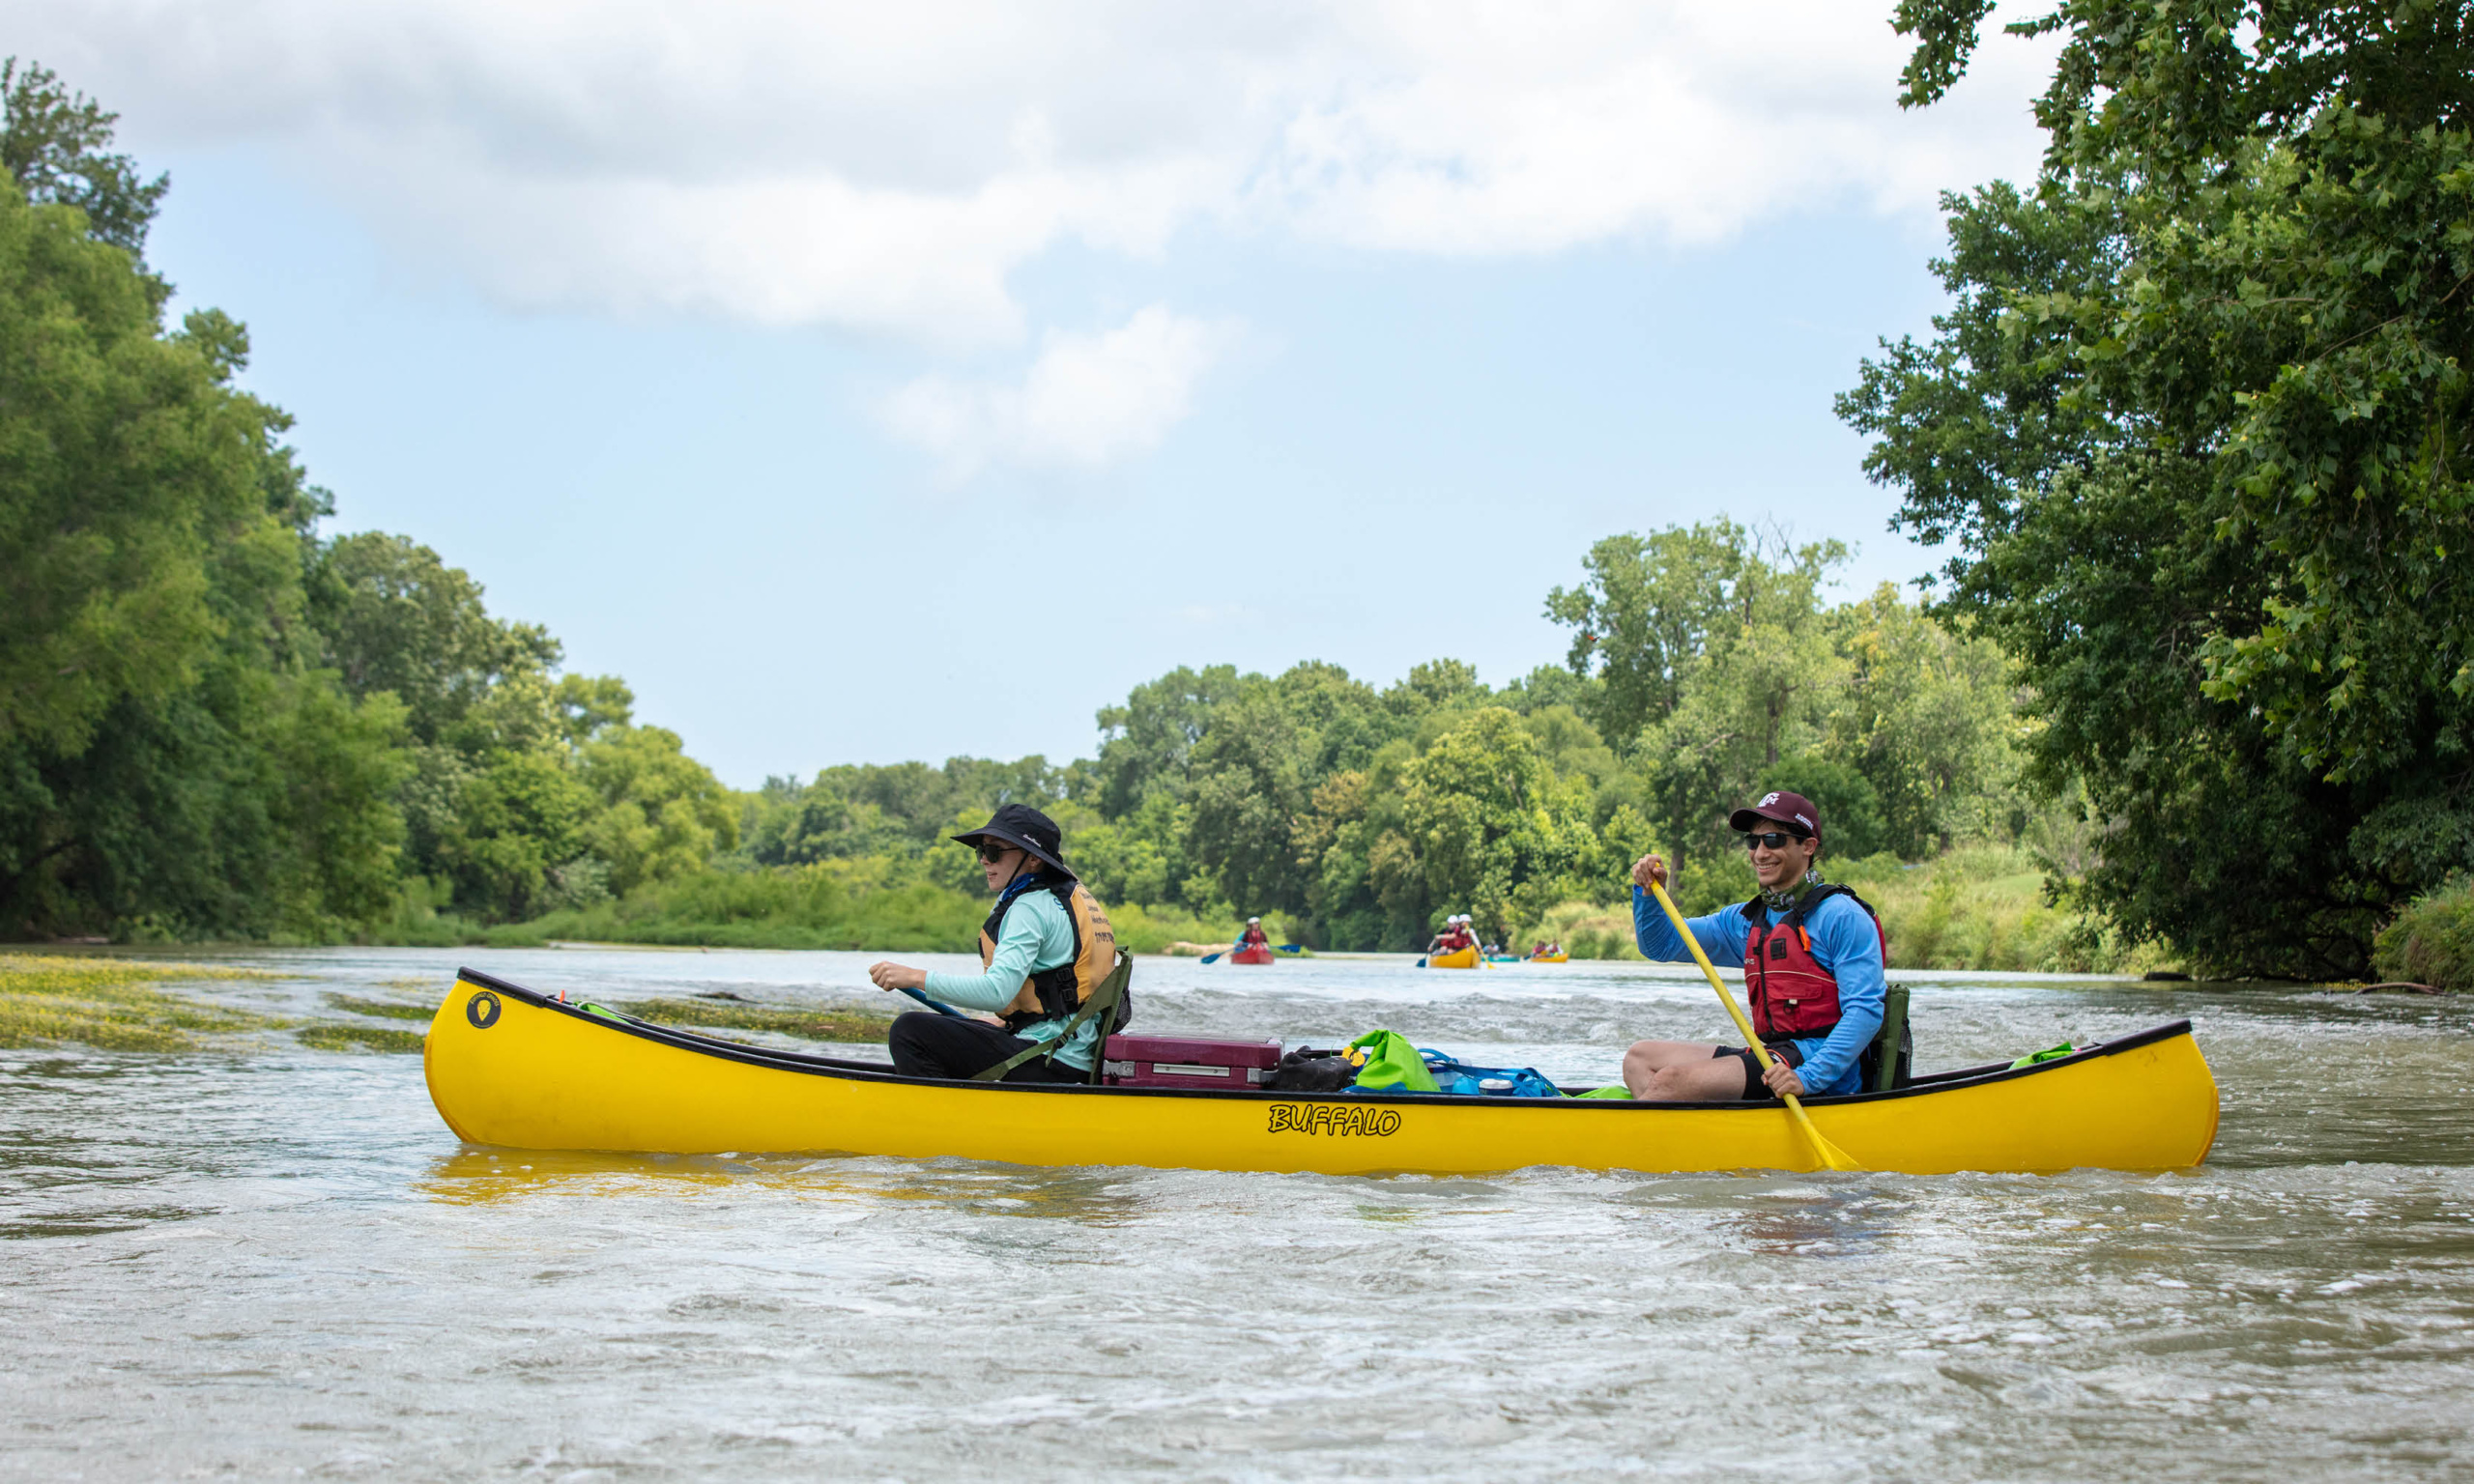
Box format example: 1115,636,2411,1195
1426,946,1481,969
1227,946,1276,964
424,971,2220,1176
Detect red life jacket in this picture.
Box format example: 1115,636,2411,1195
1743,885,1885,1041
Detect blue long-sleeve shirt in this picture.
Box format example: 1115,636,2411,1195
1630,884,1885,1097
921,886,1100,1071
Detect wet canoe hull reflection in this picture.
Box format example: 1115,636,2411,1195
424,967,2221,1175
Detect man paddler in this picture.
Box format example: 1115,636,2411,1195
1621,789,1887,1102
867,804,1122,1082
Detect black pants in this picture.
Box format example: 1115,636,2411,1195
888,1012,1088,1083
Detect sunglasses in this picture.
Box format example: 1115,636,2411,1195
975,842,1018,864
1739,830,1810,851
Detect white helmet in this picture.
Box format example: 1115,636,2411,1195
1248,916,1261,924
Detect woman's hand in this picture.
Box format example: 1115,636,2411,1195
868,961,927,993
1629,853,1669,893
1762,1059,1808,1099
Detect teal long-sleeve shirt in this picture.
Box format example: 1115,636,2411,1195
921,886,1100,1071
1629,884,1884,1097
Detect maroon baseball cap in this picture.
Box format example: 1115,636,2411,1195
1729,789,1820,839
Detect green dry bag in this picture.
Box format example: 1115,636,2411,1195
1347,1029,1441,1093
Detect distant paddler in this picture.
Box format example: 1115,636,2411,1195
1621,789,1888,1102
866,804,1122,1082
1424,914,1478,956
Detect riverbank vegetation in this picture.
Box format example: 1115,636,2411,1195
0,955,284,1050
7,9,2467,981
2373,877,2474,991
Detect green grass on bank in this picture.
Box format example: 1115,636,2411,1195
1836,847,2167,974
369,861,1266,956
2374,874,2474,989
0,955,288,1051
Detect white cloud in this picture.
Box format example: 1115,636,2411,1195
877,304,1241,479
13,0,2065,346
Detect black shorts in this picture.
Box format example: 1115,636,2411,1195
1712,1041,1803,1100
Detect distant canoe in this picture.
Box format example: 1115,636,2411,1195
1526,952,1570,963
422,967,2222,1176
1227,945,1275,965
1426,946,1482,969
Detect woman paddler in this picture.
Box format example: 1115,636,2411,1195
866,804,1122,1082
1621,789,1887,1101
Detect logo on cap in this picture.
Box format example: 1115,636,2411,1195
1759,791,1781,807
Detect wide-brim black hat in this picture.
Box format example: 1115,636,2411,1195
952,802,1073,875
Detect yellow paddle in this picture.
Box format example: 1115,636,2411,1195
1646,878,1860,1173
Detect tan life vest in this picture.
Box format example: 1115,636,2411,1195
978,876,1119,1031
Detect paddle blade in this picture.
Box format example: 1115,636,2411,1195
1200,953,1223,964
1416,956,1428,968
1785,1097,1861,1171
1275,944,1303,953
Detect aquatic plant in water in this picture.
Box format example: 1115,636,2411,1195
0,955,287,1051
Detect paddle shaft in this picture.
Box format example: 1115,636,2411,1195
898,985,965,1018
1646,878,1857,1172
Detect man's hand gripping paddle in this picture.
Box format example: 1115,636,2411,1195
1646,878,1859,1173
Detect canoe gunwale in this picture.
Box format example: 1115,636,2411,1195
450,964,2197,1115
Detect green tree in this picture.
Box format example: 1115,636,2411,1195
1635,532,1852,870
309,532,563,747
0,154,407,939
1847,0,2474,975
1545,522,1749,746
1399,707,1596,941
436,750,596,922
1094,665,1250,817
1,58,168,262
1824,583,2021,856
576,724,739,896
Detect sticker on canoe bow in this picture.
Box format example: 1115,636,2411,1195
466,990,501,1029
1268,1103,1401,1137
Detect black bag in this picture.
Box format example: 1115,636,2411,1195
1262,1046,1357,1093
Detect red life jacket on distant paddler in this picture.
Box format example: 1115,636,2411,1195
1742,884,1884,1041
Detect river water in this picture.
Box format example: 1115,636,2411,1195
4,946,2470,1480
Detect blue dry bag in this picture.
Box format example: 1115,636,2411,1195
1417,1048,1562,1098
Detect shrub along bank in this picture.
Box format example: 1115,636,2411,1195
2373,877,2474,990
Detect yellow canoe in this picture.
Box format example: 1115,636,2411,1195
1426,945,1482,968
1527,952,1570,963
422,968,2220,1176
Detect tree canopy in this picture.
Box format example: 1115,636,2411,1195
1845,0,2474,975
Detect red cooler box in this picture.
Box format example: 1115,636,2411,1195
1103,1034,1282,1089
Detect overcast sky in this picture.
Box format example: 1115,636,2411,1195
6,2,2060,785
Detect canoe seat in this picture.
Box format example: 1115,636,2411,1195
1864,982,1913,1092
